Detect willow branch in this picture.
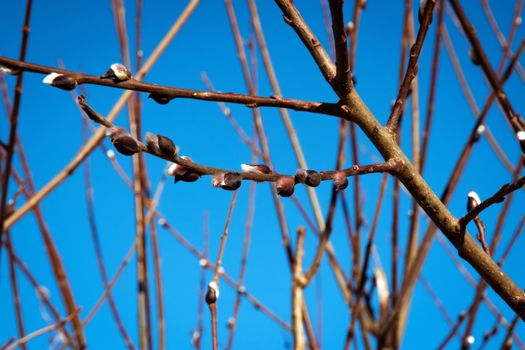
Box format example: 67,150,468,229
274,0,337,89
448,0,525,145
386,0,436,132
0,55,339,117
459,177,525,228
1,0,201,231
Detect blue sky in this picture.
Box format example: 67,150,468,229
1,1,524,349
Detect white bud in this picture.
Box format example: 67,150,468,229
43,72,61,84
516,16,522,26
208,281,219,299
158,218,167,226
517,130,525,141
36,285,51,299
167,163,178,176
199,258,208,267
0,65,17,75
106,149,115,160
476,124,486,136
467,190,481,212
466,335,475,345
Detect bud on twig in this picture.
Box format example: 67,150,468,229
276,177,295,197
106,127,141,156
295,168,308,184
157,135,177,157
517,130,525,153
333,171,349,191
148,93,173,105
0,65,19,75
213,172,242,191
305,170,321,187
145,132,161,155
467,190,481,212
469,48,481,66
100,63,131,82
474,124,486,141
206,281,219,305
345,22,354,36
106,149,115,160
43,72,78,91
168,156,201,183
241,163,272,174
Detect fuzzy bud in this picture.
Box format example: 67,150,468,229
474,124,486,141
157,134,177,157
305,170,321,187
167,162,178,176
333,171,349,191
345,22,354,36
0,65,18,75
100,63,131,82
517,130,525,153
43,72,78,91
276,177,295,197
106,149,116,160
467,190,481,212
106,127,141,156
148,93,173,105
206,281,219,305
295,169,308,184
170,156,201,183
146,132,161,155
469,48,480,66
213,172,242,191
227,317,235,329
241,163,272,174
176,171,200,183
466,335,475,345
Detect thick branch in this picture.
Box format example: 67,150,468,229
340,88,525,321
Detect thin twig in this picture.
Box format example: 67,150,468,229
6,309,80,350
208,190,239,350
5,232,26,350
157,212,291,331
293,227,307,350
0,55,339,118
459,176,525,228
225,181,256,350
449,0,525,145
2,0,202,231
82,120,136,350
386,0,437,132
345,173,388,348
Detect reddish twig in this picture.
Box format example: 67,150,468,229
459,176,525,228
386,0,437,132
226,182,256,349
82,120,136,350
5,232,26,350
448,0,525,149
5,309,81,350
157,213,291,331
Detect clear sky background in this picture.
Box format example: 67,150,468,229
0,1,524,349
